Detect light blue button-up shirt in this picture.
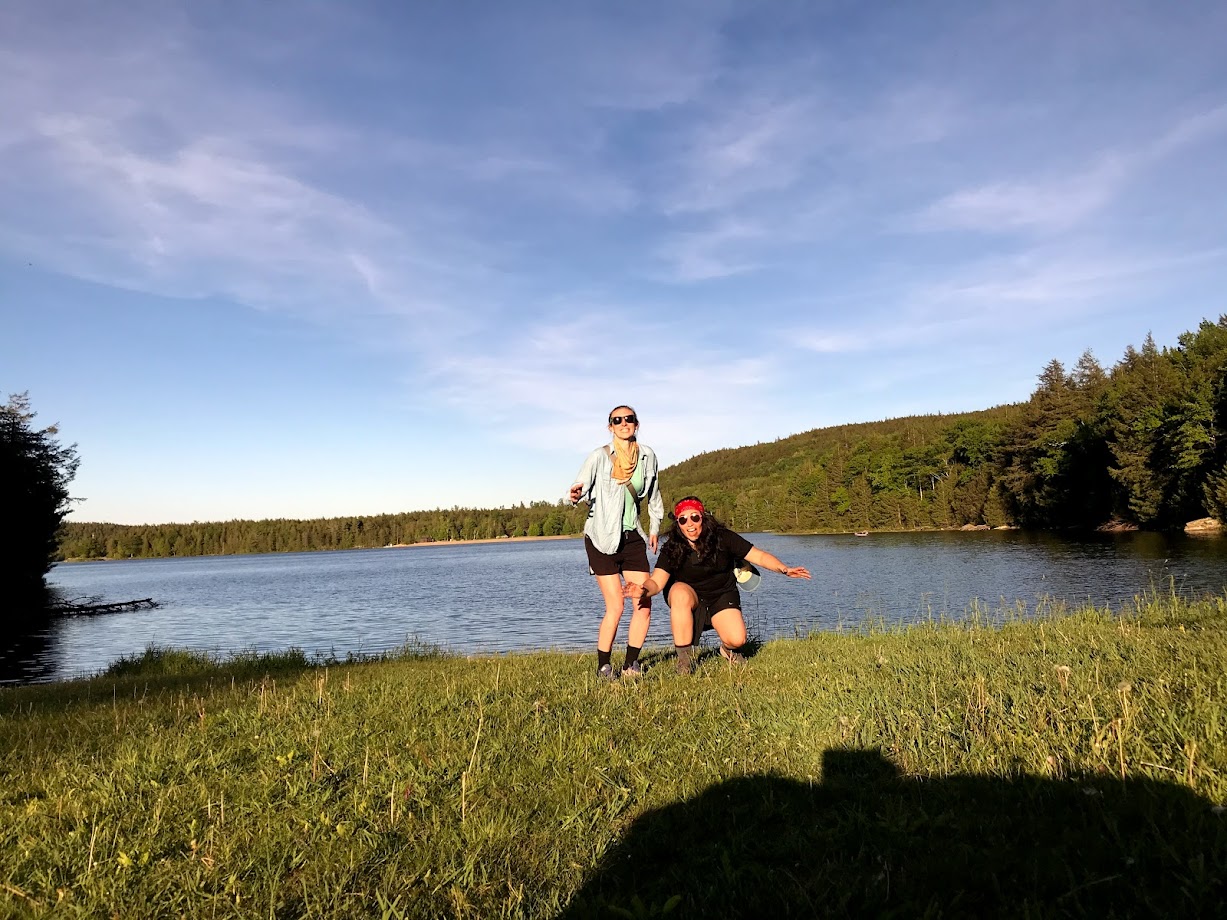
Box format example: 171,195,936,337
568,442,664,555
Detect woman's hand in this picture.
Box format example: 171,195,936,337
569,483,585,503
623,581,651,599
781,565,812,580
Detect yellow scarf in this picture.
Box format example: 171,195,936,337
611,439,639,482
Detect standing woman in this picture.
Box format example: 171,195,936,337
568,406,664,680
625,496,810,674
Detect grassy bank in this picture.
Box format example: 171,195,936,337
2,594,1226,918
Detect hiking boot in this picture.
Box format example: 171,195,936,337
719,644,746,664
621,660,643,679
675,648,693,676
597,663,618,682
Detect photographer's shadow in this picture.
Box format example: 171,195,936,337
559,748,1225,918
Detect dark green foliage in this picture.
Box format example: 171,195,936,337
1,393,79,603
59,500,592,560
1165,319,1227,522
663,407,1023,533
1101,335,1182,524
997,354,1114,527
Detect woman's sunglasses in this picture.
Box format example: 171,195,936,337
675,513,703,525
609,415,638,425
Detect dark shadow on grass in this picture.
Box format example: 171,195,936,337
558,748,1226,919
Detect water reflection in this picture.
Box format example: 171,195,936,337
0,584,64,684
22,530,1227,684
0,626,58,684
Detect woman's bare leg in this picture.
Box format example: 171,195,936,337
710,607,748,651
595,573,627,652
667,583,699,646
623,570,652,647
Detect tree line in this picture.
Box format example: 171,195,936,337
48,315,1227,561
58,502,592,560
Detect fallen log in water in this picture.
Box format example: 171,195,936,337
50,598,159,616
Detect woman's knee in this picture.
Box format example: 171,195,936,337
714,613,747,648
667,584,696,610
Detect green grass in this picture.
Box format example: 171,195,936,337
2,593,1226,918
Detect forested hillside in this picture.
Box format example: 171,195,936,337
663,406,1021,533
57,317,1227,559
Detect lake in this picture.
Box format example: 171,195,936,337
6,530,1227,683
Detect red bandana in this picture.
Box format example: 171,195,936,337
673,498,705,519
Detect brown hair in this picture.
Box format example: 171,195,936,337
607,405,637,424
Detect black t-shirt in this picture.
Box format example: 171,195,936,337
664,528,754,599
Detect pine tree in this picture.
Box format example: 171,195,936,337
1102,335,1182,525
1,393,80,608
1165,318,1227,521
998,359,1082,526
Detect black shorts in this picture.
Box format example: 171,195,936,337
585,530,650,577
666,585,741,634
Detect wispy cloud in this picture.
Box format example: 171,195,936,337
645,80,964,287
655,220,764,282
6,114,450,321
418,306,778,458
922,245,1227,310
916,103,1227,234
659,96,823,216
795,331,877,355
916,162,1128,233
794,243,1227,360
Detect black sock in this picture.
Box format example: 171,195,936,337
624,645,641,669
675,644,692,670
597,649,612,670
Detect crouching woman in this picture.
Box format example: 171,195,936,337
624,496,811,673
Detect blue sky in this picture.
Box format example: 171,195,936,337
3,1,1226,525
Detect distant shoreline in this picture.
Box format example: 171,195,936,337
384,534,580,549
59,533,583,563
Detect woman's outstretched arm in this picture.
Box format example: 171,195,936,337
745,546,811,579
